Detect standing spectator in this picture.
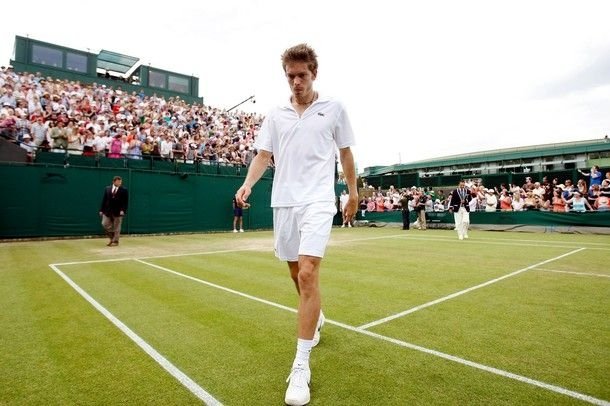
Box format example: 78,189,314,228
579,165,602,190
399,191,411,230
232,196,249,232
448,180,473,240
413,190,427,230
99,176,128,246
234,43,357,406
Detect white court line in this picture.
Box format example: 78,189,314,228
536,268,610,279
134,258,608,406
135,259,297,314
336,232,606,251
53,248,263,267
52,232,605,267
49,264,223,406
358,248,586,330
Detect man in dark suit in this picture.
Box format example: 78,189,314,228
99,175,128,246
448,179,473,240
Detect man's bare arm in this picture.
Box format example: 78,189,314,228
235,150,272,206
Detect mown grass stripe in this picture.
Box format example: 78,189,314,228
136,256,608,406
49,264,223,406
358,248,585,330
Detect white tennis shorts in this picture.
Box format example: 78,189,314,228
273,201,337,261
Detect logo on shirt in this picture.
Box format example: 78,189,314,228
317,112,325,117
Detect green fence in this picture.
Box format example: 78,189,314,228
0,162,274,238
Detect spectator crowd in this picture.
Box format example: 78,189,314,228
360,168,610,217
0,66,264,165
2,67,609,215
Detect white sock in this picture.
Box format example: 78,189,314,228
293,338,313,368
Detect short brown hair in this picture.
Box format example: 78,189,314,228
281,43,318,73
113,176,122,182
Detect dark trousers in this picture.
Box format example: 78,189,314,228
401,209,410,230
102,214,123,243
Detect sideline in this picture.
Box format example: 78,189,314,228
49,264,223,406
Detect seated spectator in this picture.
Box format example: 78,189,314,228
359,197,367,217
576,179,588,196
538,194,551,211
522,176,534,191
594,193,610,211
108,134,122,158
564,191,592,212
523,191,539,210
484,189,497,212
511,191,525,211
532,182,545,198
375,193,384,212
600,179,610,198
551,189,567,212
433,199,444,212
499,190,512,211
366,197,376,212
20,133,36,162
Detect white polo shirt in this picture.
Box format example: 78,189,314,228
254,95,355,207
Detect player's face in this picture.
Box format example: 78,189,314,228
285,62,316,98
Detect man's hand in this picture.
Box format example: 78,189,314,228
344,193,359,223
235,183,252,208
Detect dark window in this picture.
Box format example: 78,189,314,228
32,44,63,68
149,70,166,89
168,75,189,93
66,52,87,73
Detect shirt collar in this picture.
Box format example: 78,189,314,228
281,92,330,110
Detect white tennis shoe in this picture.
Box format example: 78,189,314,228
285,364,311,406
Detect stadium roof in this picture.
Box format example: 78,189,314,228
362,138,610,177
96,50,140,77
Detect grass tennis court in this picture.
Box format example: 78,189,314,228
1,228,608,405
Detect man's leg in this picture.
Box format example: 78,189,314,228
461,209,470,238
296,255,321,340
454,210,463,239
112,216,123,244
101,215,114,245
285,256,321,406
